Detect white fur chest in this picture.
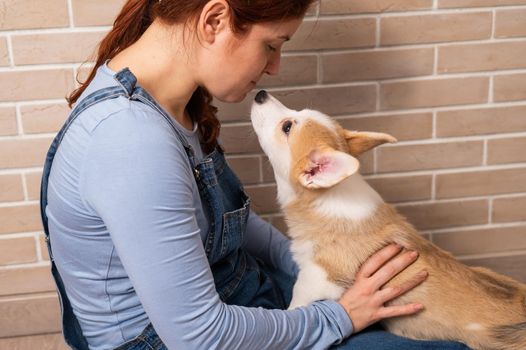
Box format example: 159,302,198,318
312,173,383,221
288,239,346,309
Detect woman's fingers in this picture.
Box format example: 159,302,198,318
376,270,428,303
356,243,403,279
375,303,424,320
370,250,419,290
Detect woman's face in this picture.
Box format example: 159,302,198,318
197,18,303,103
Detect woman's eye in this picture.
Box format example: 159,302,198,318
282,120,293,134
267,44,277,52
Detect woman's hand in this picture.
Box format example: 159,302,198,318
338,243,428,333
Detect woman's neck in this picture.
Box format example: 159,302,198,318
107,19,198,130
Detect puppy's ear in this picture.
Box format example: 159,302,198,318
298,147,360,189
343,130,397,157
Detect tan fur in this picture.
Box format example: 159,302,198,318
281,119,526,350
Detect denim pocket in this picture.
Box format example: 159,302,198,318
220,191,250,258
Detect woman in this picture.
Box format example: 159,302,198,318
40,0,471,349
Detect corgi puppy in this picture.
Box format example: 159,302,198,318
250,90,526,350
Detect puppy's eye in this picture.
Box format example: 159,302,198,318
282,120,293,135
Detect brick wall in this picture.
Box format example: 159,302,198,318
1,0,526,347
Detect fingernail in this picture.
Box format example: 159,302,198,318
416,304,425,310
410,251,419,258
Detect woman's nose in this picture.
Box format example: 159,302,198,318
265,52,281,76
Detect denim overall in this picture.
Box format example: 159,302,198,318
40,67,293,350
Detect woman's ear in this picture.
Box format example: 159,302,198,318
298,147,360,189
343,130,397,157
198,0,230,44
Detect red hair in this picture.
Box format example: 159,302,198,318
67,0,316,153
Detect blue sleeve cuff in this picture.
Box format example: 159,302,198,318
316,300,354,342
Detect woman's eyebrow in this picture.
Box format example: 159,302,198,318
278,35,291,41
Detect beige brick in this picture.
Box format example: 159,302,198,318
0,237,37,265
436,168,526,199
396,199,488,230
380,77,489,110
339,112,433,141
433,226,526,256
359,152,375,175
245,185,279,214
494,73,526,102
0,266,54,296
40,234,50,261
381,12,492,46
221,125,261,154
0,204,42,235
72,0,125,26
0,333,68,350
439,0,526,8
493,195,526,222
21,104,69,134
274,86,377,116
366,175,432,203
259,55,317,88
0,138,52,169
488,136,526,165
0,37,9,66
0,107,17,136
496,9,526,38
461,254,526,283
226,156,261,185
321,0,433,14
377,141,483,173
0,294,61,337
25,171,43,201
0,69,74,102
285,18,376,51
437,105,526,137
13,32,105,65
0,174,24,202
322,48,434,83
438,41,526,73
0,0,68,30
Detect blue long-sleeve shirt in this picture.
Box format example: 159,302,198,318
45,63,353,349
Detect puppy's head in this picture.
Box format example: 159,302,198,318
250,90,396,194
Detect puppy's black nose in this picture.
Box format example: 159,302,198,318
255,90,268,104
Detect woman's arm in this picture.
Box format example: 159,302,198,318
82,108,352,349
242,211,299,277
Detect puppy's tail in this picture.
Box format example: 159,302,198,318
490,322,526,350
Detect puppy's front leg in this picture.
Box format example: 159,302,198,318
288,263,345,310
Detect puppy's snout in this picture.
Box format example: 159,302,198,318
254,90,268,104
